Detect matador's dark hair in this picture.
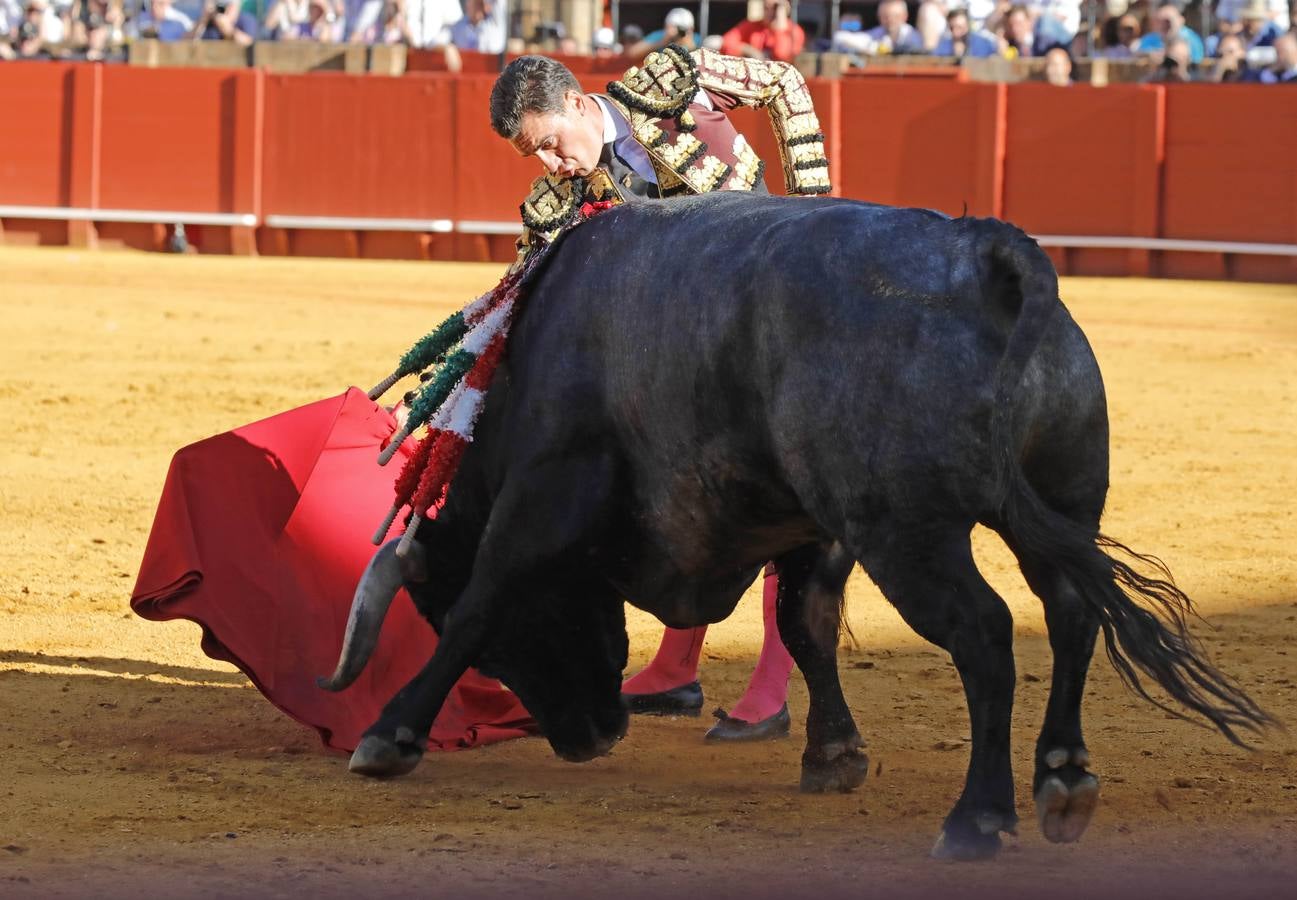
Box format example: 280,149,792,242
489,56,581,139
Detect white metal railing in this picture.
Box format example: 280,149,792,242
0,205,257,228
2,205,1294,257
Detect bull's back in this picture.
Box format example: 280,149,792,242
509,194,1019,446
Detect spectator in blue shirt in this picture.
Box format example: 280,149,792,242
126,0,193,41
1138,0,1205,64
934,8,999,57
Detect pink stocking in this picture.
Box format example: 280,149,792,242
622,625,706,694
726,567,795,723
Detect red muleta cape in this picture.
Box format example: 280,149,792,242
130,388,537,752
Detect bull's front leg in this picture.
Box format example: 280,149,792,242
348,571,501,777
774,542,868,793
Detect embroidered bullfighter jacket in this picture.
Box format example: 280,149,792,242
511,45,831,269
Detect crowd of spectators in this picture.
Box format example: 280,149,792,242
819,0,1295,83
0,0,509,60
1,0,1294,83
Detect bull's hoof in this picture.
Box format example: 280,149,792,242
800,748,870,794
931,810,1016,862
1034,747,1099,843
348,733,425,778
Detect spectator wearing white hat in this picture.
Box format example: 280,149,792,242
1215,0,1289,33
592,24,619,57
1237,0,1285,48
628,6,700,57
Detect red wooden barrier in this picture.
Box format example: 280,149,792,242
1161,84,1297,283
1004,83,1163,277
0,62,75,207
0,62,78,244
837,79,1005,219
1,61,1293,282
97,67,247,214
260,73,457,259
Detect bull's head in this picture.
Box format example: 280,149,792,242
466,585,630,762
320,538,630,764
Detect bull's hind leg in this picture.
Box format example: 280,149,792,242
856,525,1018,861
774,542,867,793
1014,553,1101,844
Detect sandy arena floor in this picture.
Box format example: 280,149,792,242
0,246,1295,899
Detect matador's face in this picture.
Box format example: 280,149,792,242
509,90,605,181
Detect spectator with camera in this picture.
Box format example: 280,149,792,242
933,7,1000,55
833,0,923,55
71,0,124,58
126,0,194,40
13,0,50,56
1137,0,1204,64
1210,31,1250,77
721,0,805,61
1250,28,1297,80
190,0,255,43
997,3,1041,56
1144,32,1195,78
629,7,701,57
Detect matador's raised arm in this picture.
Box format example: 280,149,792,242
687,48,831,197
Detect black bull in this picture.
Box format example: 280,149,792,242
322,192,1269,860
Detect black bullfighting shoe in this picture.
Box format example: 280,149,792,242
622,680,704,716
703,703,791,742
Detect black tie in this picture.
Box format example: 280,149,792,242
599,141,656,200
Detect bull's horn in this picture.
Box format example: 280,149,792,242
317,539,404,692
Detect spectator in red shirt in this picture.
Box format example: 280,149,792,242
720,0,805,62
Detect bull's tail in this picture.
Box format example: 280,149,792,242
1001,473,1273,745
983,228,1273,746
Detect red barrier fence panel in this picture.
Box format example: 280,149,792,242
1162,84,1297,282
1004,83,1163,276
97,66,253,215
262,72,455,221
0,62,77,208
837,80,1005,219
4,61,1295,282
450,75,541,229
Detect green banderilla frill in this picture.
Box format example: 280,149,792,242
367,309,467,401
